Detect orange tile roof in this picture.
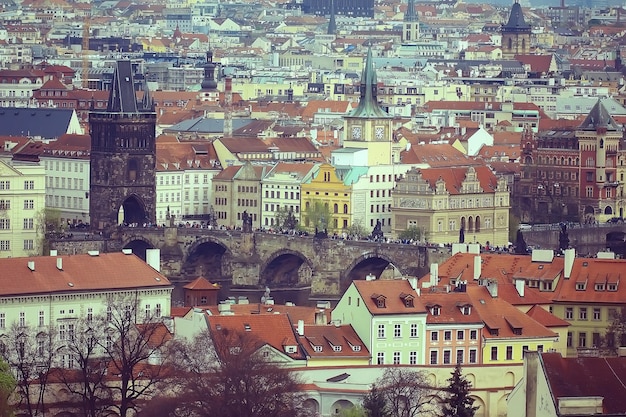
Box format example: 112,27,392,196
204,303,327,325
553,258,626,304
0,253,171,296
297,324,370,359
411,165,499,195
352,279,427,315
526,305,570,328
419,291,483,325
206,313,305,359
401,143,480,167
466,286,557,339
183,276,220,290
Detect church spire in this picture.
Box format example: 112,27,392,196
201,49,218,91
327,0,337,35
405,0,418,23
349,47,391,119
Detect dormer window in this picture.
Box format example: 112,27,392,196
371,294,386,308
431,306,441,316
609,283,618,291
400,292,414,308
352,345,361,352
314,345,323,352
333,345,342,352
576,282,586,291
460,305,471,315
595,283,605,291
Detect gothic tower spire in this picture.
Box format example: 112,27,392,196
349,47,389,118
403,0,420,43
327,0,337,35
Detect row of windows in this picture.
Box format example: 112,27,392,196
489,345,543,361
237,186,258,193
46,195,85,210
377,350,421,365
265,190,300,199
0,180,35,190
429,348,478,365
45,161,85,173
0,218,33,230
377,323,421,339
564,306,620,321
264,204,300,213
47,177,85,190
431,329,479,342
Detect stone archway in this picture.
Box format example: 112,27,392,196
122,237,155,261
182,238,231,285
118,194,147,225
341,252,405,291
258,249,313,305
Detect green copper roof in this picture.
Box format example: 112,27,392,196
348,47,392,119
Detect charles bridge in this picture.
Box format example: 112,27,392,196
51,227,448,304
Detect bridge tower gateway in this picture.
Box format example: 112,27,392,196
89,61,157,231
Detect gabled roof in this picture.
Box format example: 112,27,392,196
183,276,220,291
467,286,556,339
0,107,76,139
419,291,483,325
406,165,500,195
0,253,171,297
526,305,570,328
352,279,427,315
206,313,305,360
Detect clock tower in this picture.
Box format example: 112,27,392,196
343,47,394,166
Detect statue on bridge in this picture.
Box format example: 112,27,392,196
242,210,253,233
559,222,570,252
370,219,384,242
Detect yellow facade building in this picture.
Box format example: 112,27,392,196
301,163,351,233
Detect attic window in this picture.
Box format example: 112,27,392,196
431,306,441,316
285,346,297,354
352,345,361,352
460,305,471,315
595,283,605,291
576,282,586,291
582,262,589,267
314,345,322,352
371,294,386,308
400,293,414,308
332,345,342,352
489,328,499,336
608,283,618,291
244,323,251,331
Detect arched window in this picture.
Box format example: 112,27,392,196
305,201,310,210
508,37,512,50
460,217,466,230
343,204,348,214
333,203,338,213
522,38,526,51
476,216,481,232
468,216,474,232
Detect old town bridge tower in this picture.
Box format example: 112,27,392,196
89,60,156,231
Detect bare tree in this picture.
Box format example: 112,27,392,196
1,323,57,417
374,368,441,417
97,295,173,417
143,328,312,417
56,317,114,417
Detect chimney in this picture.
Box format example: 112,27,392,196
487,280,498,298
146,248,161,272
315,310,327,324
473,255,481,280
27,260,35,271
515,279,525,297
56,257,63,270
49,249,58,256
430,263,439,286
564,248,575,279
297,320,304,336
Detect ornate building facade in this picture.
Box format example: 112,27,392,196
514,100,626,224
392,166,510,246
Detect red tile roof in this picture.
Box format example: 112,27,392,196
183,276,220,290
0,253,171,296
542,352,626,414
419,291,483,325
297,324,370,359
206,313,305,359
526,305,570,328
352,279,427,315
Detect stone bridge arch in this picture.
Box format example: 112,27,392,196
182,236,233,285
259,249,314,287
121,235,157,261
341,252,406,291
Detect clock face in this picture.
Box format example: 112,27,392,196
375,126,384,140
352,126,362,139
